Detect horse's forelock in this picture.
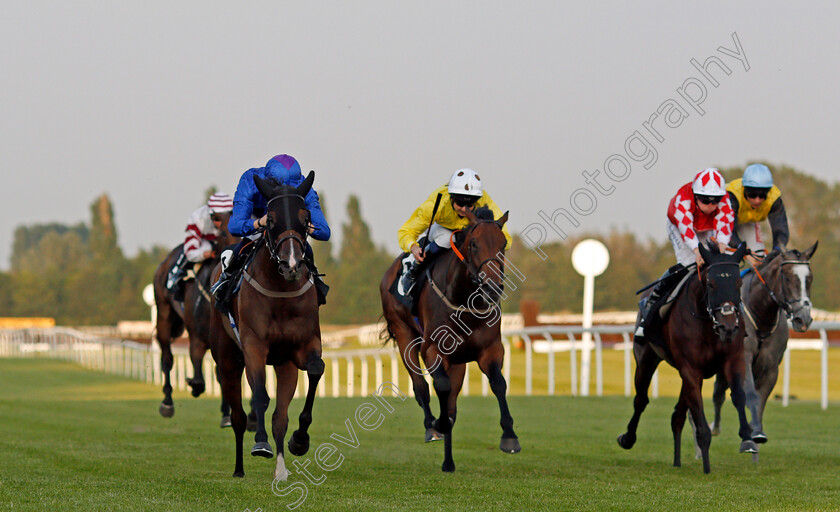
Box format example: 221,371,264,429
473,206,495,221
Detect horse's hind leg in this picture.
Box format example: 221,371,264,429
680,369,712,473
288,349,324,457
711,374,728,436
617,344,661,450
187,332,208,397
742,351,765,443
428,356,455,472
394,324,440,442
156,309,181,418
479,350,520,455
272,362,298,481
217,366,232,428
214,340,247,477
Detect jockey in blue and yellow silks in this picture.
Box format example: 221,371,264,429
211,154,331,305
726,163,789,267
397,168,511,296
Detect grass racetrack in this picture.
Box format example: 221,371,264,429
2,358,839,511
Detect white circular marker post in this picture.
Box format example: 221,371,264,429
142,283,156,327
571,239,610,397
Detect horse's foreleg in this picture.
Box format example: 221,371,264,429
672,387,688,467
288,349,324,458
711,374,728,436
680,369,712,473
217,366,232,428
617,345,660,450
187,333,208,397
243,339,273,458
428,355,454,472
726,356,758,455
479,351,520,455
741,351,765,442
272,362,298,481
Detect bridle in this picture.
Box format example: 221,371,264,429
702,261,742,333
449,222,505,286
263,193,309,269
743,257,812,341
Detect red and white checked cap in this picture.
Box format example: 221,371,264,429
207,193,233,213
691,168,726,196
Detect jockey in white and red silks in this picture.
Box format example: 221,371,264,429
184,193,234,263
666,168,734,268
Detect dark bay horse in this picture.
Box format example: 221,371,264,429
380,207,519,472
209,171,324,479
709,242,818,444
152,210,240,424
618,242,756,473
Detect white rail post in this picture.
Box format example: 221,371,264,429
331,358,340,397
546,332,555,396
820,329,828,410
594,332,603,396
652,368,659,398
523,334,533,396
360,356,369,397
346,357,355,398
503,336,511,395
568,333,578,396
463,363,470,396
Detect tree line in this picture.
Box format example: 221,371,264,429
0,164,836,325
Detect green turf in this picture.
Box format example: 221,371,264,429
1,358,839,511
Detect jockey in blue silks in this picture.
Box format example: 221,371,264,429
211,154,331,306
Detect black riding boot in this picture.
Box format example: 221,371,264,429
211,247,244,306
634,264,685,343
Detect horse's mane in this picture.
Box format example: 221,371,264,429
473,206,495,221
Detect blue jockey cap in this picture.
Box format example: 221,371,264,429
265,154,303,185
743,163,773,188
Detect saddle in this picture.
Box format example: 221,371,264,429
640,265,694,348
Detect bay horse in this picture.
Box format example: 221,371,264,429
380,207,519,472
209,171,324,479
708,242,818,444
617,242,756,473
152,209,246,426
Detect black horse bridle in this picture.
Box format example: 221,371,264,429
701,261,742,333
263,193,309,269
450,221,506,286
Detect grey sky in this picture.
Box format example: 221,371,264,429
2,2,838,270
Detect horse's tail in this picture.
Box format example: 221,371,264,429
379,314,397,346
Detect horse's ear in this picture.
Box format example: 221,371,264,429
496,210,509,227
732,241,748,262
698,241,713,264
297,171,315,197
254,175,278,200
463,207,478,225
802,240,818,260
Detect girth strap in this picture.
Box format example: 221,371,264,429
242,270,314,298
425,269,497,315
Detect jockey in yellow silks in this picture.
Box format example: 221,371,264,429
396,168,511,296
726,163,789,267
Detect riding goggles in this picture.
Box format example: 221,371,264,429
695,194,724,205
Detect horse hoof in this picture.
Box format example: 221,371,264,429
246,413,258,432
288,431,310,457
500,437,521,454
740,440,758,454
425,428,444,443
233,470,244,478
159,403,175,418
189,381,205,398
251,442,274,458
220,415,232,428
617,432,636,450
441,460,455,473
752,431,768,444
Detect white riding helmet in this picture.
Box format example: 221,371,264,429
447,168,483,197
691,168,726,197
207,193,234,213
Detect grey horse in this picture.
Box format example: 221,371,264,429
694,243,817,454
